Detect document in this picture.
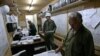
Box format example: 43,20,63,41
90,15,100,29
34,50,62,56
48,50,62,56
21,35,40,40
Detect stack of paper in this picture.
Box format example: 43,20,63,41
34,50,62,56
20,40,33,44
21,28,29,36
21,35,40,40
11,41,19,45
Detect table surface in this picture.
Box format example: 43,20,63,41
11,37,45,47
11,36,46,56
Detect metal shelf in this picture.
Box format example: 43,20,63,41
51,0,86,13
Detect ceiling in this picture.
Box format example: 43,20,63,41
10,0,54,14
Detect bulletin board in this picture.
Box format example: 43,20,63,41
0,13,9,56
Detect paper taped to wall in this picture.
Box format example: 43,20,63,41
90,15,100,29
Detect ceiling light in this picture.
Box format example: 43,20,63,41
29,7,35,11
27,0,32,4
32,0,39,4
27,0,38,11
24,6,30,10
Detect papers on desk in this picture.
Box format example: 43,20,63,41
19,40,33,44
12,35,41,45
21,35,40,40
11,41,19,45
21,28,29,36
11,40,33,45
34,50,62,56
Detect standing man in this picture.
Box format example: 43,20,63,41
28,21,37,36
43,13,57,50
55,12,95,56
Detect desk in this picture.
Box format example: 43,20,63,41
11,36,46,56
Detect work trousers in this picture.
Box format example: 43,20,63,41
44,33,55,50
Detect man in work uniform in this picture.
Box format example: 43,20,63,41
55,12,95,56
43,13,57,50
28,21,37,36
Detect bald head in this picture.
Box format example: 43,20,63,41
28,21,32,24
68,12,83,23
68,12,83,30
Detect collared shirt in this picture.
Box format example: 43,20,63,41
63,29,76,56
63,25,94,56
43,19,56,34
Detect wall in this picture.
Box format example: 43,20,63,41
51,14,68,37
78,8,100,47
42,8,100,47
0,11,12,56
18,14,27,27
42,13,68,37
25,14,38,31
33,14,38,31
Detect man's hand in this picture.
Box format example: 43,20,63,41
45,31,54,34
55,47,60,53
55,45,63,53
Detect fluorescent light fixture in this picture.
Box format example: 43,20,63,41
29,7,35,11
24,6,30,10
32,0,39,4
27,0,39,4
27,0,32,4
26,0,38,11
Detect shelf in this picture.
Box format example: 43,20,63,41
51,0,100,16
51,0,86,14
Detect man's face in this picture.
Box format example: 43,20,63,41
28,21,31,24
17,29,21,32
46,16,50,20
69,17,80,30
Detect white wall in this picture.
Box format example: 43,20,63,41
78,8,100,47
26,14,37,27
26,15,34,29
0,11,9,56
42,14,68,37
25,14,38,31
42,8,100,47
52,14,68,37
